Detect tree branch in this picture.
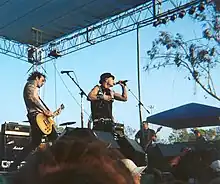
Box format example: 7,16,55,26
198,63,216,95
194,76,220,101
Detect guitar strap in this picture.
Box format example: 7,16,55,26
39,97,50,111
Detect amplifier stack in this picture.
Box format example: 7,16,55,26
0,122,30,169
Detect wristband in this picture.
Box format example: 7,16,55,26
97,94,104,100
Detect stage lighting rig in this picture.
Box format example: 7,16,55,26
153,19,162,27
179,10,186,18
170,14,177,21
188,6,196,15
198,2,205,12
161,17,169,24
48,49,62,59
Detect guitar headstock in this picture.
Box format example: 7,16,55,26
52,104,65,117
60,104,65,110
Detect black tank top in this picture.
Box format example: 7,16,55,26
91,85,113,120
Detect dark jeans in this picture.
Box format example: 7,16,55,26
10,112,58,170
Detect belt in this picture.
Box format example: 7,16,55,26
93,118,112,123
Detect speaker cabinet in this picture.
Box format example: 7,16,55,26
117,136,146,166
147,143,188,171
2,134,30,161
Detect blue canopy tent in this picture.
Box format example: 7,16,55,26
147,103,220,129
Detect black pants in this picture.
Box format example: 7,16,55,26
93,120,114,133
10,112,58,170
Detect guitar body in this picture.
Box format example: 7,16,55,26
35,104,64,135
36,113,55,135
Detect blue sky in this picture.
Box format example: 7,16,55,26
0,12,219,139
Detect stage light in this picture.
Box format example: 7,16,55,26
161,17,168,24
153,19,161,27
48,49,62,58
170,14,177,21
179,10,186,18
188,6,196,15
198,2,205,12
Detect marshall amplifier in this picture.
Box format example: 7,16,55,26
0,122,30,168
1,122,30,136
2,134,30,160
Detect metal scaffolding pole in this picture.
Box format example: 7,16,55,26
136,24,143,132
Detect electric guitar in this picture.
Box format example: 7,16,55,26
36,104,65,135
144,126,162,152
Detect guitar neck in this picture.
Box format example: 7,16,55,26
52,109,60,117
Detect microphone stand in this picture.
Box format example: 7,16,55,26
65,72,88,128
126,85,150,114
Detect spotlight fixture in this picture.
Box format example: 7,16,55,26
179,10,186,18
188,6,196,15
161,17,168,24
153,19,161,27
170,14,177,21
198,2,205,12
48,49,62,58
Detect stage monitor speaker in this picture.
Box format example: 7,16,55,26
147,143,189,171
155,143,186,157
117,136,145,166
58,128,119,148
93,130,119,148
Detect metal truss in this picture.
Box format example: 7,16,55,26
44,0,203,62
0,37,28,62
0,0,204,63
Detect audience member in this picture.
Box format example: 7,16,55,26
121,159,147,184
13,139,135,184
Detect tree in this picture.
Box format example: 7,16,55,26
194,1,219,44
124,126,137,138
168,128,217,143
156,135,169,144
213,0,220,11
146,3,220,101
168,129,194,143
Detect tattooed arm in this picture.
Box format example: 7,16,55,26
87,85,113,101
114,83,127,102
24,82,47,113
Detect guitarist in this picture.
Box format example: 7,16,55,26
135,121,157,152
9,71,59,171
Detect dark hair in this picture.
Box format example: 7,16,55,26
27,71,46,81
160,181,187,184
14,139,134,184
209,177,220,184
99,72,115,84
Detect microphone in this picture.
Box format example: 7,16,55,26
61,70,73,74
114,80,129,85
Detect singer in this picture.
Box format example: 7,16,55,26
87,72,127,132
